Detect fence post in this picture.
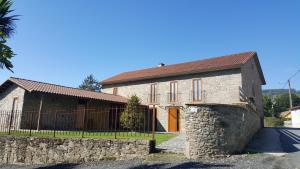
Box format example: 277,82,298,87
114,106,117,139
53,110,57,138
81,107,87,138
8,110,14,135
29,111,34,137
152,105,155,140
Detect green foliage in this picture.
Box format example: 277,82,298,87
263,89,299,97
273,93,300,116
264,117,284,127
263,93,300,118
263,95,272,117
0,0,18,71
120,95,144,131
79,74,101,92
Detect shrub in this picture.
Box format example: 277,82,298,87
264,117,285,127
120,95,144,131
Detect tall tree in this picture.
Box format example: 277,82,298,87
0,0,18,71
79,74,101,92
263,95,273,117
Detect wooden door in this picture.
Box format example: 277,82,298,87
168,108,179,132
75,104,85,130
8,98,18,128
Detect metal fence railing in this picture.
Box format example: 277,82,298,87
239,87,257,111
0,106,156,139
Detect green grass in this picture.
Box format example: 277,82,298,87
264,117,285,127
0,130,176,145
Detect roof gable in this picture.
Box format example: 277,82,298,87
101,51,266,85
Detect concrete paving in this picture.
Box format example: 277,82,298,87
247,127,300,169
246,128,286,156
156,133,186,154
277,128,300,169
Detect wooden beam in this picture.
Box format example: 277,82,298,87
36,95,44,131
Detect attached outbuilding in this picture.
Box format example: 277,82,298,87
0,77,128,131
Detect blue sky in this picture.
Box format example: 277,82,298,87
1,0,300,90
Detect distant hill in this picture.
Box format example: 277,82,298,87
263,89,300,97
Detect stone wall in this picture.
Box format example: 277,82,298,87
102,69,242,132
185,104,261,159
0,137,153,164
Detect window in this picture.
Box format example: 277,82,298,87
150,84,157,103
113,88,118,95
192,79,202,101
170,82,178,102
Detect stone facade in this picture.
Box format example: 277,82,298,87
185,104,261,158
0,84,25,111
241,57,264,122
0,136,153,164
102,69,257,132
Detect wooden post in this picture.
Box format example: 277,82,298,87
53,110,57,138
81,101,89,138
152,105,155,140
8,110,13,135
288,80,293,109
114,106,117,139
37,95,43,131
29,112,34,136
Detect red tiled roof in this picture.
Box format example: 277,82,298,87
0,77,127,103
100,51,266,85
280,111,291,117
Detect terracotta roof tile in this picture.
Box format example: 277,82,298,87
101,51,265,85
3,77,127,103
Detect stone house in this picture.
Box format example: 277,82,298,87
101,51,266,132
0,77,128,131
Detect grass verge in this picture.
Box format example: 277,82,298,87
0,131,176,145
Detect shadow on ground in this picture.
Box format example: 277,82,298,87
35,163,79,169
277,127,300,153
128,162,233,169
246,127,300,154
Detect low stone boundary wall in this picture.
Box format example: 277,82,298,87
0,137,154,164
185,104,261,159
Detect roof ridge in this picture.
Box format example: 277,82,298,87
116,51,256,75
9,77,106,95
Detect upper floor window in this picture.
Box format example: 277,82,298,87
169,81,178,102
192,79,202,101
150,84,157,103
113,88,118,95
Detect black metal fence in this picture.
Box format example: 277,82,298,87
0,106,156,139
